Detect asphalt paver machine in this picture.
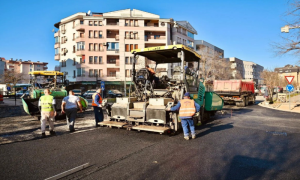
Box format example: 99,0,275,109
101,45,223,134
21,71,88,119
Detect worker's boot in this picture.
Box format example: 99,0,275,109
184,136,189,140
192,135,196,139
41,133,46,138
50,130,56,136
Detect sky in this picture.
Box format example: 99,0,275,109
0,0,298,71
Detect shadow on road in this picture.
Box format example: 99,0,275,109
195,122,234,138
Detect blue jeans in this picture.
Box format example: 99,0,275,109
181,118,195,137
65,108,77,131
93,106,104,124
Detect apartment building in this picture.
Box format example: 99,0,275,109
53,9,197,89
0,58,5,83
228,57,264,84
195,40,224,58
275,65,300,86
1,58,48,84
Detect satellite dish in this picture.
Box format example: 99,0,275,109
52,29,55,32
87,10,91,15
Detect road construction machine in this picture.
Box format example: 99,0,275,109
101,45,223,134
21,71,88,118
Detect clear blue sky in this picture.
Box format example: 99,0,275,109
0,0,297,70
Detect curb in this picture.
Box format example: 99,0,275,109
258,102,300,114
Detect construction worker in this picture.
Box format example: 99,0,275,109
167,92,200,140
146,65,155,75
92,88,104,127
61,90,83,132
38,89,56,138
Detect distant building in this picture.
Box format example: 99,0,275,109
228,57,264,84
53,9,197,90
1,58,48,84
275,65,300,86
195,40,224,58
0,58,5,83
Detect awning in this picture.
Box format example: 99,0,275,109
104,81,132,85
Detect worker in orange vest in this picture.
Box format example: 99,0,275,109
167,92,200,140
92,88,103,127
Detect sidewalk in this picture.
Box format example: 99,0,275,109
259,94,300,113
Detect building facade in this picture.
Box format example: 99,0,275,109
275,65,300,86
0,58,48,84
228,57,264,84
195,40,224,58
53,9,197,89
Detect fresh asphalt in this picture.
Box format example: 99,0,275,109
1,102,300,180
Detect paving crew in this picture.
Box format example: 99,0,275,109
92,88,104,127
61,90,83,132
146,65,155,75
167,92,200,140
38,89,56,138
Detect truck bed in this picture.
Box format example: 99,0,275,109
214,80,254,95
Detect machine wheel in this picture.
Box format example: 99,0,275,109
236,97,246,107
245,97,249,106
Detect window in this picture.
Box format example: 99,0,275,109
55,48,59,55
99,56,103,64
99,21,103,26
187,40,193,48
94,56,98,64
125,44,129,52
80,20,84,25
99,31,103,38
77,68,82,76
73,70,76,78
107,58,116,64
37,65,40,67
99,69,103,77
30,64,32,67
94,21,97,26
77,42,85,50
107,42,119,50
30,69,32,72
55,37,59,43
125,57,129,64
89,56,93,64
73,58,76,65
73,33,75,40
94,69,98,77
130,44,133,51
134,44,138,49
154,35,160,39
89,30,93,38
89,21,93,26
89,69,93,77
82,67,85,75
130,57,133,64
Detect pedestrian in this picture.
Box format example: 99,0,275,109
264,88,269,101
92,88,104,127
167,92,200,140
38,89,56,138
61,90,83,132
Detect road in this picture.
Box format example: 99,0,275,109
1,102,300,179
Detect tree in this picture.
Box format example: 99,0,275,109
260,69,280,102
2,70,25,93
196,44,232,84
273,0,300,57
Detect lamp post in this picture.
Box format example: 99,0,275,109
281,25,300,33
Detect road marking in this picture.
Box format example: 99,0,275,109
266,131,287,136
45,163,89,180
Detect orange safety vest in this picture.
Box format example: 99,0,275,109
92,93,102,107
179,99,196,117
147,67,155,75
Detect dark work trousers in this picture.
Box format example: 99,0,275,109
65,108,77,131
93,106,104,125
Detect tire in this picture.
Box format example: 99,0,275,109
245,97,249,106
236,97,246,107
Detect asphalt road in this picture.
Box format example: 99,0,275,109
1,103,300,180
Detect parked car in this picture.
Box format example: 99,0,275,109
72,89,83,96
16,90,29,97
107,90,123,98
82,89,97,99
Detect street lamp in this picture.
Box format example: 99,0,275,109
281,25,300,33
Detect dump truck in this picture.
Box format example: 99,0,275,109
213,80,255,107
101,45,224,134
21,71,88,119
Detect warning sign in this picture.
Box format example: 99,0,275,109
285,76,294,84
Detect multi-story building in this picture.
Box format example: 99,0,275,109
228,57,264,84
0,58,5,83
1,58,48,84
195,40,224,58
275,65,300,86
53,9,197,90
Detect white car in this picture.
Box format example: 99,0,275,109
82,90,97,99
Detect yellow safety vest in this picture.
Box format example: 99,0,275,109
179,99,196,118
40,95,54,112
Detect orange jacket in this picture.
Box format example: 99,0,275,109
178,99,196,117
147,67,155,75
92,93,102,107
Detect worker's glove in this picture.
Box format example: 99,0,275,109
98,105,102,108
194,112,199,116
166,107,171,111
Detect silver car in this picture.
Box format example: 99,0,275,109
82,90,97,99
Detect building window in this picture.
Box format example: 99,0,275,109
30,69,32,72
99,31,103,38
107,42,119,51
89,69,93,77
55,37,59,44
134,44,138,49
187,32,194,39
80,20,84,24
94,56,98,64
125,44,129,52
37,65,40,67
107,58,116,64
125,57,129,64
99,21,103,26
94,69,98,77
99,56,103,64
77,68,82,76
154,35,160,39
99,69,103,77
89,56,93,64
89,21,93,26
77,42,85,50
30,64,32,67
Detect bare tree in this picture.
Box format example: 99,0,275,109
260,69,280,102
3,70,25,93
197,45,232,85
273,0,300,58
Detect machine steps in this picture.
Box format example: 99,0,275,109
131,125,170,134
99,121,127,128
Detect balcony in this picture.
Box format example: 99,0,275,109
144,20,159,27
125,35,139,40
54,43,60,48
125,23,139,27
54,31,60,37
106,21,119,26
43,66,48,70
75,24,85,31
75,36,85,42
61,30,66,34
54,54,60,60
76,49,85,56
